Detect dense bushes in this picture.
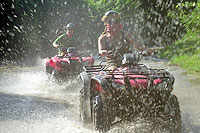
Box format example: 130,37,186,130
159,0,200,73
0,0,196,66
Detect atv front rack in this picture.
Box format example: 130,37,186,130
83,64,169,76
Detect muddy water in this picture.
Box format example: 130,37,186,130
0,61,97,133
0,60,200,133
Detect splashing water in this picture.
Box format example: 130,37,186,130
0,58,97,133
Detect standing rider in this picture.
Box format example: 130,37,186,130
98,10,151,71
53,23,79,56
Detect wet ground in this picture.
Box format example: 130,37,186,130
0,59,200,133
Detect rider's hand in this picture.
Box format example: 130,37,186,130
99,50,114,57
107,50,114,58
99,50,108,56
57,46,64,52
141,49,154,56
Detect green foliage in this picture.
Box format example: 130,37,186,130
1,0,193,66
159,31,200,59
85,0,142,21
168,0,200,33
160,0,200,73
85,0,186,48
171,50,200,73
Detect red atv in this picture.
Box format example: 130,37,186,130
45,47,94,80
79,51,181,132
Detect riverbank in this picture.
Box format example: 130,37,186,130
170,53,200,74
158,34,200,74
158,52,200,74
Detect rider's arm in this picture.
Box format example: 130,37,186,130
98,34,108,56
52,33,65,48
124,31,148,51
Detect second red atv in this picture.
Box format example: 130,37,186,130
44,47,94,80
79,51,181,132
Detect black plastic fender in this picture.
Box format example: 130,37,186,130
80,71,92,121
91,74,110,93
91,74,108,87
80,71,109,119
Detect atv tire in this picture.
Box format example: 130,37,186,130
156,94,182,132
165,94,182,132
45,66,52,74
51,69,60,79
92,95,111,132
79,88,88,122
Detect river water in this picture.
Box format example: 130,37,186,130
0,59,200,133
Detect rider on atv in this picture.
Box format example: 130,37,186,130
98,10,152,70
79,10,181,132
53,23,80,56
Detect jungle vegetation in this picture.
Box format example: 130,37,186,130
159,0,200,73
0,0,199,73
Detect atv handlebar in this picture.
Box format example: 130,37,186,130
98,50,152,58
98,50,154,66
57,46,67,53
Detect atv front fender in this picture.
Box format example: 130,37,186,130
80,71,92,121
80,72,109,120
91,74,110,92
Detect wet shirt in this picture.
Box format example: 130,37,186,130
53,33,79,48
102,31,131,65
